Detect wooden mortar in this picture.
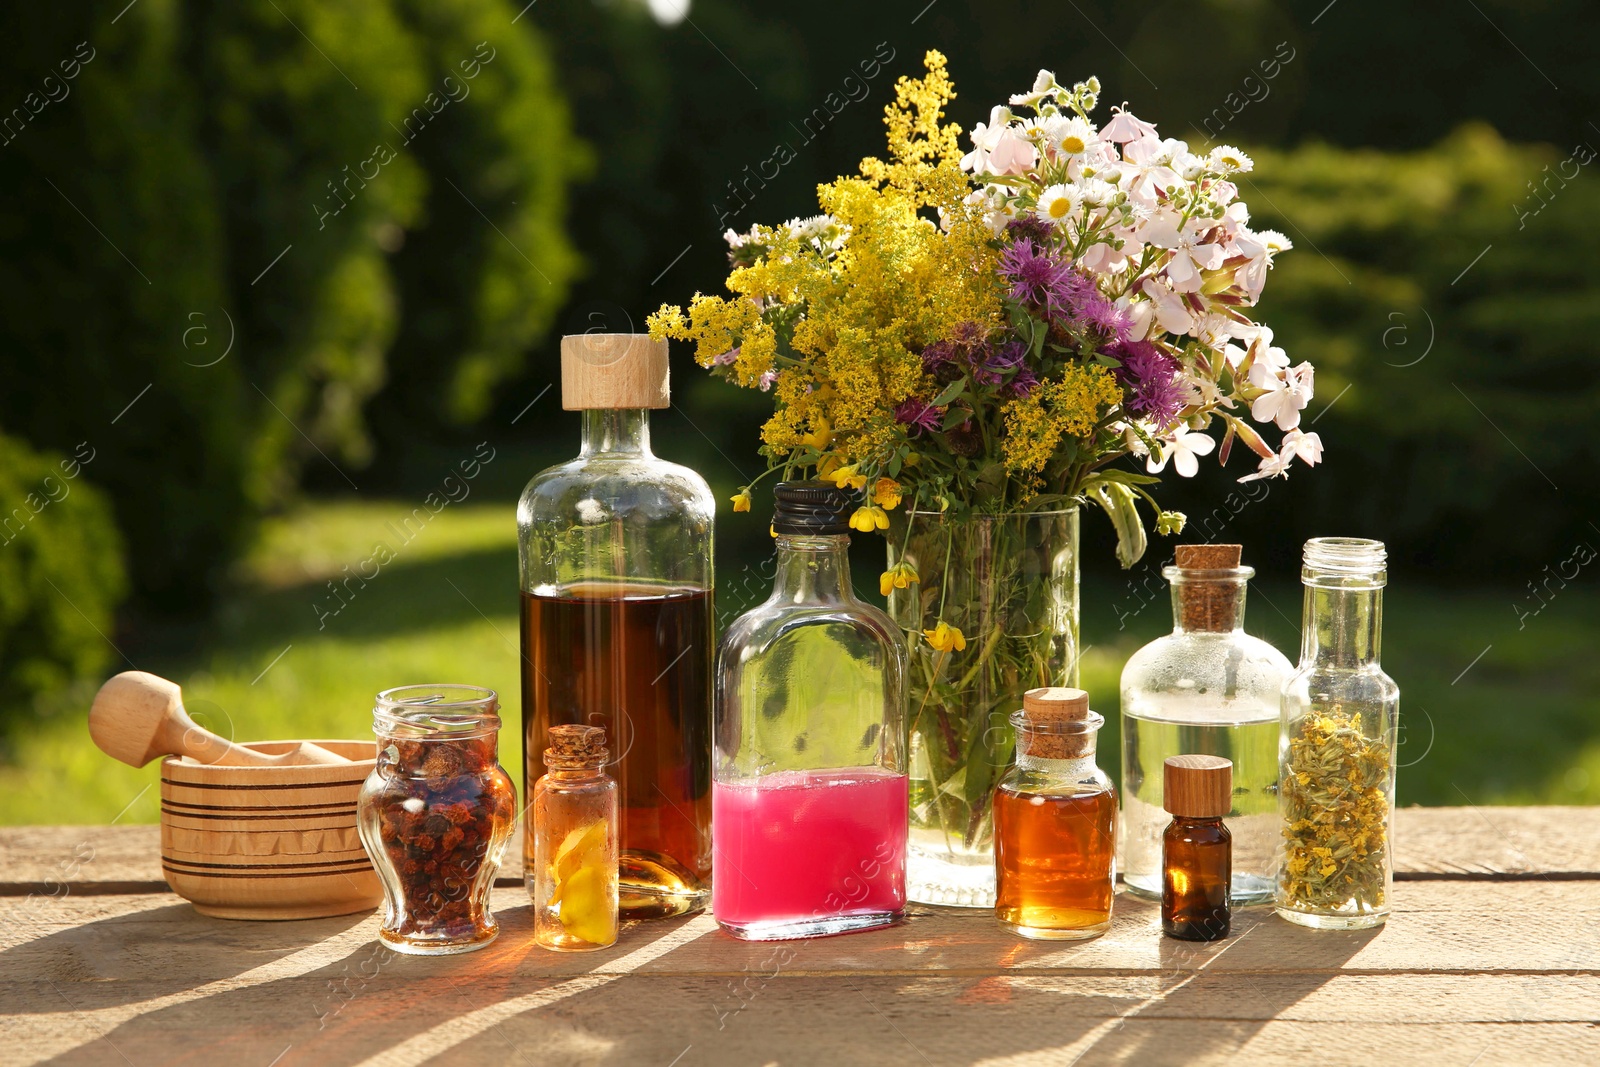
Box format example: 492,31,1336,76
160,739,382,920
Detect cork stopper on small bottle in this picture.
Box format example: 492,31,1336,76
1163,755,1233,818
545,724,609,770
1173,543,1243,633
560,334,670,410
1017,687,1095,759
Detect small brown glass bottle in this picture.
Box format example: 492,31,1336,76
1161,755,1232,942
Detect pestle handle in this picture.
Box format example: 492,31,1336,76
89,671,346,767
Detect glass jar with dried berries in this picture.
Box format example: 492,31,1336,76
357,685,517,955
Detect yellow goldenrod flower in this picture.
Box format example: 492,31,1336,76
922,621,966,653
878,562,920,597
730,488,752,513
849,505,889,532
871,478,903,509
828,464,868,491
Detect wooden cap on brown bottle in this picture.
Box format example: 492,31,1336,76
1163,755,1233,817
1018,687,1094,758
561,334,670,410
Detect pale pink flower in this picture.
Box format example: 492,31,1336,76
987,129,1038,176
1100,106,1158,144
1280,429,1323,466
1146,426,1216,478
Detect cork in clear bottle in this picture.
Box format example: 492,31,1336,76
993,688,1116,941
533,725,619,951
1162,754,1233,941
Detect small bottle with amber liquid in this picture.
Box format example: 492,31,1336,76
994,688,1117,940
1162,754,1233,941
533,725,619,951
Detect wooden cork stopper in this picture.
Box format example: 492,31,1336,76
561,334,670,410
1174,543,1244,633
545,724,608,769
1018,687,1093,759
1163,755,1233,817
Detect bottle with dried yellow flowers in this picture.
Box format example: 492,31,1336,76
1276,538,1399,930
534,724,619,950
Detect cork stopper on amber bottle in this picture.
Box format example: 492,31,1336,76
545,724,608,770
1173,543,1243,633
560,334,670,410
1163,755,1233,818
1018,687,1093,759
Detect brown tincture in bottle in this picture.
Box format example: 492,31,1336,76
994,688,1117,940
1162,754,1233,941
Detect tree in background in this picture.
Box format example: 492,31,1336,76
0,0,578,611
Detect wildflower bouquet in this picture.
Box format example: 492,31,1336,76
651,52,1323,900
650,51,1320,569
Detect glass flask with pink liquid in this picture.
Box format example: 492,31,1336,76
713,482,909,940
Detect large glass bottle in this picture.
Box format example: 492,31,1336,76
713,482,908,940
519,334,715,919
1119,544,1291,905
1276,537,1399,930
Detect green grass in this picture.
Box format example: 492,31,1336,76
5,498,1598,824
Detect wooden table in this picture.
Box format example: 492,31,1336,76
5,807,1598,1066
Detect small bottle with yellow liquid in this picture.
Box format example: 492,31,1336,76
533,725,619,950
993,688,1117,940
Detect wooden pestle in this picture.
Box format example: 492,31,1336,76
90,671,347,768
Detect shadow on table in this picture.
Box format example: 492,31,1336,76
3,897,369,1014
25,902,717,1067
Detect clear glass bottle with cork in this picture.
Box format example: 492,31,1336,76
993,687,1117,940
1277,538,1399,930
1162,754,1233,941
519,333,715,920
713,482,908,940
533,724,619,951
1119,543,1291,905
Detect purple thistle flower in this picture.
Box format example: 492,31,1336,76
998,239,1075,319
973,339,1027,386
894,397,942,436
1005,216,1054,246
1006,362,1040,398
1108,340,1186,426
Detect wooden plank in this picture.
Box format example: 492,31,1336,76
9,969,1600,1066
9,882,1600,983
8,882,1600,1066
5,806,1600,894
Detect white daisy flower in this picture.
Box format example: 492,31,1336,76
1034,184,1082,225
1208,145,1255,174
1055,117,1098,159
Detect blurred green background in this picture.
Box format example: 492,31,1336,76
1,0,1595,822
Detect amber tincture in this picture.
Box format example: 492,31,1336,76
534,724,620,951
523,585,711,916
994,688,1117,940
1162,754,1233,941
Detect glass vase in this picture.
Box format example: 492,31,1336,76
886,507,1079,907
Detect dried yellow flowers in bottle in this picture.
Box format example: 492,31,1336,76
1276,539,1399,930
